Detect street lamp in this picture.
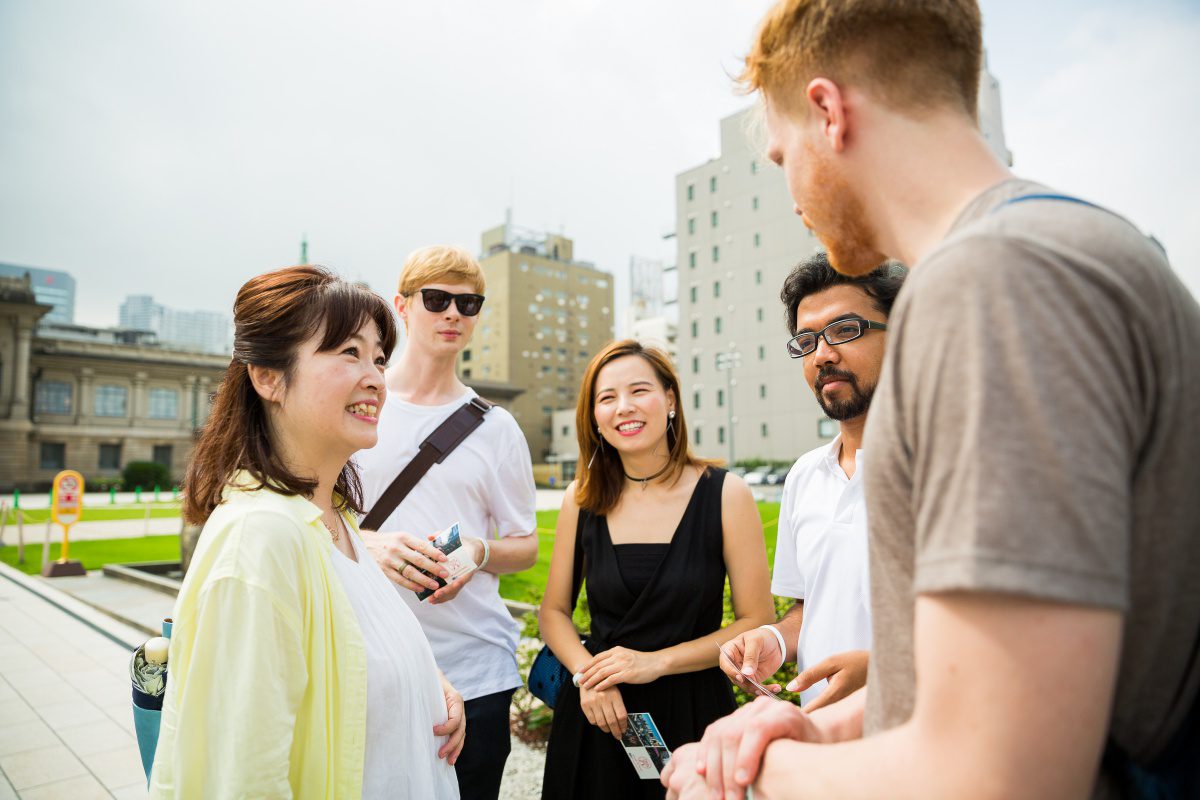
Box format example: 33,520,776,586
715,349,741,467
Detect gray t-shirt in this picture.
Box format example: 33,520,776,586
862,179,1200,796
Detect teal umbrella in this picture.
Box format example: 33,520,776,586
131,618,172,782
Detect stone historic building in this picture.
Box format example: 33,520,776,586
0,274,227,491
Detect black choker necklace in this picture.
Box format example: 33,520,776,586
623,461,671,490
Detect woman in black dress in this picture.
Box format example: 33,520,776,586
540,340,775,799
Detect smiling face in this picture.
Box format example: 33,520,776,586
792,283,888,422
395,280,480,357
592,354,676,458
764,98,887,278
264,317,389,467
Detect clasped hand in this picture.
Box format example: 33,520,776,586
661,696,825,799
578,646,664,692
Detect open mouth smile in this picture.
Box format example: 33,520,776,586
615,421,645,437
346,402,379,423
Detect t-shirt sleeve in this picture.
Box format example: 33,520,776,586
770,469,805,599
488,420,537,538
899,234,1144,610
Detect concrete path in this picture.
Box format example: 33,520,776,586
0,563,149,799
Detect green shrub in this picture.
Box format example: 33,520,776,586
122,461,171,491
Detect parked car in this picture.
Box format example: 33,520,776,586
765,468,788,485
744,466,772,485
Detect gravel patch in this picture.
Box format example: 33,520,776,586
500,737,545,799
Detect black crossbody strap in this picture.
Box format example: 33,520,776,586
360,395,493,531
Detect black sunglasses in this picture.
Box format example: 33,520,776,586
415,288,485,317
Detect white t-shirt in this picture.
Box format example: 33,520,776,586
771,434,873,706
327,531,459,799
355,389,537,702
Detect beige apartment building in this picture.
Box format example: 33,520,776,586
461,223,615,463
676,63,1011,463
0,274,227,491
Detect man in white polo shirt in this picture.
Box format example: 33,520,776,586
357,245,537,800
720,251,903,709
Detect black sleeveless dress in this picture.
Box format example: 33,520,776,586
541,468,737,799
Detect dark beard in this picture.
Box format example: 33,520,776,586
814,368,874,422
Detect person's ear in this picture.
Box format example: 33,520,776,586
247,363,286,405
394,293,409,330
805,78,848,154
665,386,676,415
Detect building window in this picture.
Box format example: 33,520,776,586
715,317,722,334
755,270,762,285
148,388,178,419
711,211,718,228
717,389,725,407
711,245,720,263
760,384,767,399
99,443,122,470
687,217,696,235
751,160,758,174
713,281,721,298
709,176,717,193
718,426,726,444
695,428,702,446
40,442,65,470
818,418,837,439
691,321,699,338
754,233,761,248
36,381,72,415
761,423,769,437
462,350,471,362
756,308,763,322
462,368,472,379
758,345,765,360
693,391,701,410
692,357,700,374
752,196,759,210
688,251,697,269
687,183,694,201
94,385,128,417
689,287,697,303
153,445,173,469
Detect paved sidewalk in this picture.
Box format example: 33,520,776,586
0,564,149,799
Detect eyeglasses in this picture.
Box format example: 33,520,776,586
415,288,486,317
786,317,887,358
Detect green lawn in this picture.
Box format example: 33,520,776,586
2,505,182,525
0,535,182,575
1,502,782,605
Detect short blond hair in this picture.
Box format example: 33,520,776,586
398,245,486,296
740,0,982,119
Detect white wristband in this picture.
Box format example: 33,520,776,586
757,624,787,660
477,536,491,571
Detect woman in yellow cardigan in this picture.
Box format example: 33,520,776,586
150,266,464,798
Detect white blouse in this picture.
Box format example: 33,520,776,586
328,531,460,799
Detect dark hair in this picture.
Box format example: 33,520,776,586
182,266,398,525
781,251,906,334
574,340,719,516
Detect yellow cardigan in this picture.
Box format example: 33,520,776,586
149,474,366,798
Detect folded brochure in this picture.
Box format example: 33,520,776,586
414,522,478,601
621,712,672,779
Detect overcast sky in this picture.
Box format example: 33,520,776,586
2,0,1197,330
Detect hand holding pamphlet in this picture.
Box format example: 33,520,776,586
621,712,672,779
719,642,784,701
415,522,478,601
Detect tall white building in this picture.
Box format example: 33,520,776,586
676,61,1011,464
119,295,232,355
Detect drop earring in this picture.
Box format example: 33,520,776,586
587,426,604,469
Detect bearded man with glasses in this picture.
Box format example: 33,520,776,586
356,245,538,800
718,251,904,714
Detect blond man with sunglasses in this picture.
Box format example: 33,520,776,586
357,245,538,800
